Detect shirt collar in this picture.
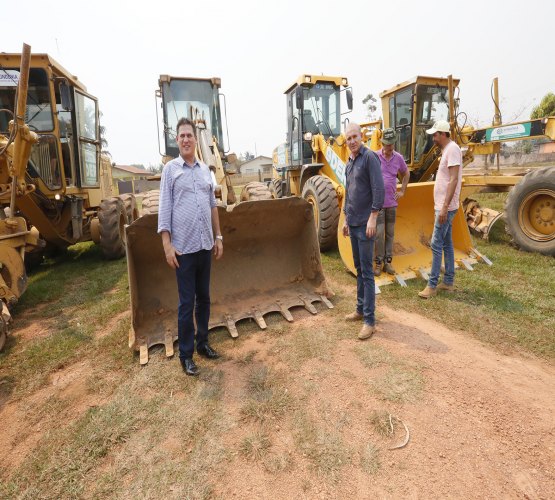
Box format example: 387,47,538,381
180,156,200,169
349,145,366,162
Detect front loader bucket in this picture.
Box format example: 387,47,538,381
126,197,333,364
338,182,487,288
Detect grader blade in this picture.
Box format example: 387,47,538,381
338,182,484,286
126,197,333,364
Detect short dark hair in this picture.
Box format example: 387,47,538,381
439,131,450,138
176,117,196,137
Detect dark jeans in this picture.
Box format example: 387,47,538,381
349,225,376,326
175,249,212,359
375,207,396,263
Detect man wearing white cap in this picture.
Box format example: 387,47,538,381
418,120,462,299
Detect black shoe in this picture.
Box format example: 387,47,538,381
197,344,220,359
180,357,199,376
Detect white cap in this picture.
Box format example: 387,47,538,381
426,120,450,134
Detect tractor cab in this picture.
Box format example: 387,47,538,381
157,75,226,161
379,76,459,179
284,75,352,167
0,54,103,197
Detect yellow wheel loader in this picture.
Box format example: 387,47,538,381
272,74,554,289
125,75,333,364
0,46,138,351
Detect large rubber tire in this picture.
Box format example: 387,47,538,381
240,181,273,201
504,166,555,256
269,178,283,199
99,197,128,259
119,193,139,223
141,189,160,215
301,175,340,251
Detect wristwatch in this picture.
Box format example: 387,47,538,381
216,235,223,242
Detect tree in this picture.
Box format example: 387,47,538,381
147,163,163,174
362,93,377,120
240,151,255,161
530,92,555,119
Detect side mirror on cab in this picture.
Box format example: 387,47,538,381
60,81,73,111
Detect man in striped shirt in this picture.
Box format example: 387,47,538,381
158,118,224,376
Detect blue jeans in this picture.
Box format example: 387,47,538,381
428,210,457,288
349,225,376,326
175,249,212,359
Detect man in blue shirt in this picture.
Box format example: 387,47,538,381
158,118,224,376
342,123,385,340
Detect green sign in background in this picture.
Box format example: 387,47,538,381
486,122,531,141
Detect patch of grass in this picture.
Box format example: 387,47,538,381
0,242,130,396
272,327,333,366
359,442,381,474
240,430,272,461
262,452,294,474
293,411,350,480
234,350,257,365
1,391,149,499
241,365,293,422
322,238,555,360
370,367,424,403
471,192,508,213
369,409,395,437
2,352,229,499
198,368,224,401
354,344,396,368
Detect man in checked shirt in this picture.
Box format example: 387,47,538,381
158,118,224,376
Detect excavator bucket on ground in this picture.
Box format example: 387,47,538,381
338,182,489,289
126,197,334,364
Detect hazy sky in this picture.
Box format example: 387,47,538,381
5,0,555,167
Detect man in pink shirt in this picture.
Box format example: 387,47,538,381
375,128,410,276
419,120,463,298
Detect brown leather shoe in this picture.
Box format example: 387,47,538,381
358,324,376,340
374,261,383,277
437,282,455,292
345,311,363,321
418,286,437,299
384,261,395,275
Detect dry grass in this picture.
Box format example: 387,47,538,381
359,442,381,475
293,410,351,480
240,430,272,461
370,366,424,403
241,365,293,422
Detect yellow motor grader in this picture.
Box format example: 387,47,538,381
0,45,138,351
271,74,555,288
125,75,332,364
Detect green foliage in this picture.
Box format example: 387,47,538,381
530,92,555,119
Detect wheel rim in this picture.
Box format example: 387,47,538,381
304,193,319,229
518,188,555,242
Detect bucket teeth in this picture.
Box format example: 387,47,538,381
320,295,334,309
419,268,430,281
460,259,474,271
164,332,174,358
395,275,408,287
225,315,239,338
139,344,149,365
252,309,267,329
299,295,318,314
277,301,294,322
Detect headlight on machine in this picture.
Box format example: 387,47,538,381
303,132,313,141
